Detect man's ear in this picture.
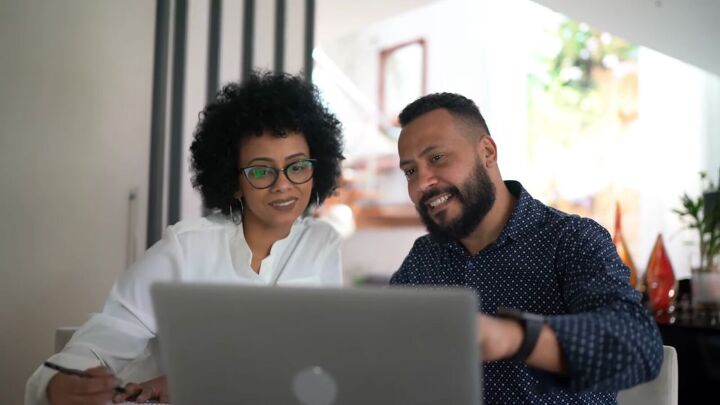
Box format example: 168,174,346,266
477,135,498,167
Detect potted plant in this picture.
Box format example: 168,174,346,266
674,171,720,309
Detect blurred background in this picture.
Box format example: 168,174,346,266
1,0,718,403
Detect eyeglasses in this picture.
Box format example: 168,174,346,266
239,159,316,189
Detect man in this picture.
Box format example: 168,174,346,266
390,93,663,404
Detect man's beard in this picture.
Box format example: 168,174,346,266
416,160,496,242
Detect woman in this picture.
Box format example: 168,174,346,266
26,71,345,405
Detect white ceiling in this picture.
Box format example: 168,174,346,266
315,0,439,46
316,0,720,77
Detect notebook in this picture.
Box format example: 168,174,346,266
151,283,482,405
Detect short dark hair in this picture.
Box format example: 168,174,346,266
398,92,490,135
190,71,344,216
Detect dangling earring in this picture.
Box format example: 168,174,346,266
230,198,243,225
315,191,320,207
229,204,238,225
238,198,244,214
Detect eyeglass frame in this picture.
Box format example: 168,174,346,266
238,158,317,189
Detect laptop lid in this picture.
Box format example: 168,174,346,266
151,283,482,405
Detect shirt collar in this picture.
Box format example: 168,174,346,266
230,215,307,255
498,180,543,243
439,180,543,255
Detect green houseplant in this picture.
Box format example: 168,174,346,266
673,172,720,274
674,172,720,310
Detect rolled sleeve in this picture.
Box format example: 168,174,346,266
545,219,663,392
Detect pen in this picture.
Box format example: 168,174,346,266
43,361,126,394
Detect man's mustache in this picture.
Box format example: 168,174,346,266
418,186,461,211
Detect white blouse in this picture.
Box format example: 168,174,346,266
25,215,342,405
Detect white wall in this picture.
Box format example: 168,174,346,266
635,49,720,278
319,0,536,179
181,0,210,221
316,0,439,47
0,1,155,403
341,227,426,282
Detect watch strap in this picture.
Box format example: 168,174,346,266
496,307,545,362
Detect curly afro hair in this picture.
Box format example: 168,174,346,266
190,71,344,217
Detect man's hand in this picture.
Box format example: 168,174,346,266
113,375,169,403
476,313,524,361
476,313,567,374
47,366,119,405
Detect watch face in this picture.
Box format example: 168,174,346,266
497,307,546,323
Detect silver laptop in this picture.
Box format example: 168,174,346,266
151,283,482,405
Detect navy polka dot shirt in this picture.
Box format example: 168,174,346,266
390,181,663,405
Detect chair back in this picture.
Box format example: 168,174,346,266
617,345,678,405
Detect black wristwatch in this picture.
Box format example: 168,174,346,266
496,307,545,362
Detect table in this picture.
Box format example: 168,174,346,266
656,313,720,404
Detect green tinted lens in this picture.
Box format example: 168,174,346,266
287,160,314,183
245,166,276,187
249,167,268,179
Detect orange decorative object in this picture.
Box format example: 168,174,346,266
613,202,639,289
645,234,676,315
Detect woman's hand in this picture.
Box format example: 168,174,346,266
47,366,119,405
113,375,169,403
